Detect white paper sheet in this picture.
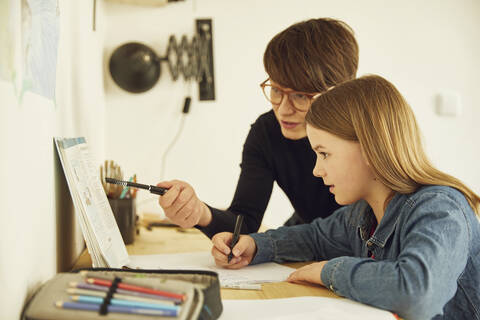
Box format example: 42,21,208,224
128,251,296,286
220,296,396,320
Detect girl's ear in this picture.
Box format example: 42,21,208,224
359,145,371,166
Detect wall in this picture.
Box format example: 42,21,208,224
0,0,105,318
103,0,480,228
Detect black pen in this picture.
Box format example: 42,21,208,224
228,215,244,263
105,177,168,196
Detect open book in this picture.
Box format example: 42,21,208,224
55,137,129,268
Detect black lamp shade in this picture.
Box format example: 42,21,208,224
109,42,161,93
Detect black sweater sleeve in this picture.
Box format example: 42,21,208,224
197,117,274,238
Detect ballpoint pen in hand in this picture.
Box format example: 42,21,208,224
105,178,169,196
228,215,244,263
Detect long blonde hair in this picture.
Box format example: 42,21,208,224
305,75,480,215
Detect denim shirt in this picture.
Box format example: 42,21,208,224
250,186,480,320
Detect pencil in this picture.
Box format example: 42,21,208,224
66,288,177,306
86,277,186,301
69,282,108,292
119,176,133,199
70,295,179,313
55,301,177,317
69,281,181,303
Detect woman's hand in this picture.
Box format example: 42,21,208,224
211,232,257,269
287,261,328,286
157,180,212,228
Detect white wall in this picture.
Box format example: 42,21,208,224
0,0,106,318
103,0,480,227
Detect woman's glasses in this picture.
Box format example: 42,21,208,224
260,79,318,112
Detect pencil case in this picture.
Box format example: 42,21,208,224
22,268,223,320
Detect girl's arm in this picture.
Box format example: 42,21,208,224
249,206,355,264
321,192,470,320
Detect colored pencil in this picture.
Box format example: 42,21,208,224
66,288,177,306
81,271,184,298
55,301,177,317
70,295,179,313
69,282,108,292
69,281,181,303
86,277,185,301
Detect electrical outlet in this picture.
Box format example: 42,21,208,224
196,19,215,101
435,92,462,117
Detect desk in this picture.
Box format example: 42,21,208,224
72,226,338,300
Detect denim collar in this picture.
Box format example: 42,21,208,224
357,192,405,248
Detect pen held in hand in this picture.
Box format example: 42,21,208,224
105,177,168,196
228,215,244,263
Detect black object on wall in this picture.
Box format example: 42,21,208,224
196,19,215,101
109,42,161,93
108,19,215,100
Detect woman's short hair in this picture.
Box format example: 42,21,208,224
264,18,359,92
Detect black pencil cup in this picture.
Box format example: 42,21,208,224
108,198,136,245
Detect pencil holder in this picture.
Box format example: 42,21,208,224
108,198,136,245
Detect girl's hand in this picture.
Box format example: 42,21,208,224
287,261,328,286
211,232,257,269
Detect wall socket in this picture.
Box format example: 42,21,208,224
435,91,462,117
196,19,215,101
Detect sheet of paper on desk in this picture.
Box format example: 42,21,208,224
220,296,396,320
128,252,296,286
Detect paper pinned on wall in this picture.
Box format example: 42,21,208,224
21,0,60,100
220,296,397,320
55,137,129,268
128,251,296,286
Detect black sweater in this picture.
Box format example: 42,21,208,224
198,110,341,238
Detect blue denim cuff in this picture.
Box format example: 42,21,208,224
321,257,344,293
249,233,275,265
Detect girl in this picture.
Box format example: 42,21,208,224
211,75,480,320
157,18,358,237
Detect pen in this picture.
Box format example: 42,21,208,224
228,215,244,263
105,177,168,196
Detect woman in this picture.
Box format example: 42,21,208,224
157,18,359,237
211,75,480,320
